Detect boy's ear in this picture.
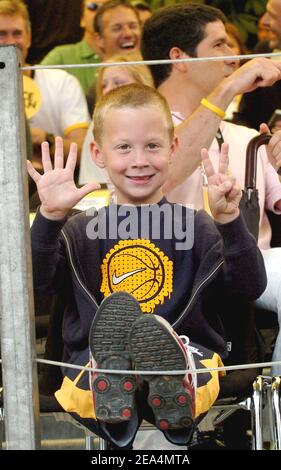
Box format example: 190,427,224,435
169,136,179,164
90,141,105,168
169,47,189,73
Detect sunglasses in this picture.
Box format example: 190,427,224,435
86,2,100,11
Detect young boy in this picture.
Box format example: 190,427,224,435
28,83,266,449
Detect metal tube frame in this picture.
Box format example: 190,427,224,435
271,376,281,450
0,45,40,449
251,376,264,450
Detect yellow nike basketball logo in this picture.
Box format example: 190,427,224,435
112,268,146,285
101,240,173,312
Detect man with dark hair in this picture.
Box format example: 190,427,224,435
94,0,141,59
141,3,281,387
141,3,281,195
141,3,281,193
142,3,227,89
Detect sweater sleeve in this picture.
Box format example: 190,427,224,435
215,214,267,300
31,210,70,294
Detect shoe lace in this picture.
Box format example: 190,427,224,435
179,335,198,392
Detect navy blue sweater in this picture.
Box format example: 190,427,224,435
31,200,266,363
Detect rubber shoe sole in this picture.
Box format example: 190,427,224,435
89,291,142,423
129,315,193,430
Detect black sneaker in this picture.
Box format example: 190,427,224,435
129,314,195,431
89,291,142,423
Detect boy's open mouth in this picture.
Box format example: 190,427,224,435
126,175,154,182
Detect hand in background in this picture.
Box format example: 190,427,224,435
225,57,281,97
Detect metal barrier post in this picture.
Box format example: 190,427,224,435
271,376,281,450
0,45,40,449
251,376,264,450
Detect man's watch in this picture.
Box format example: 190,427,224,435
45,133,55,148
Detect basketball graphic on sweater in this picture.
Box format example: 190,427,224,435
101,240,173,313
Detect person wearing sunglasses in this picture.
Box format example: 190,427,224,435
41,0,108,94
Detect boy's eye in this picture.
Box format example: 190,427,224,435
118,144,130,151
147,143,159,150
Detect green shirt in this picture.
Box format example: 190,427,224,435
41,40,101,94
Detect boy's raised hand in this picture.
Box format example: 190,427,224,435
201,142,242,224
27,136,100,220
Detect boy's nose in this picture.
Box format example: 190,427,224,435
132,151,149,167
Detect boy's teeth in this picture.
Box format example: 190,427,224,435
132,176,150,179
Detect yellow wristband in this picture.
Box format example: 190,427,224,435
200,98,225,119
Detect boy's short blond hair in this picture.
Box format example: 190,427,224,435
93,83,174,145
0,0,31,32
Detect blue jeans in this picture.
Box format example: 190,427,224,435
255,248,281,375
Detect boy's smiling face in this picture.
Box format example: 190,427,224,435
92,105,177,205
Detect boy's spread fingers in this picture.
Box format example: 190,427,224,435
77,182,101,199
26,160,40,183
65,142,78,173
218,143,229,175
54,136,64,169
41,141,53,173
